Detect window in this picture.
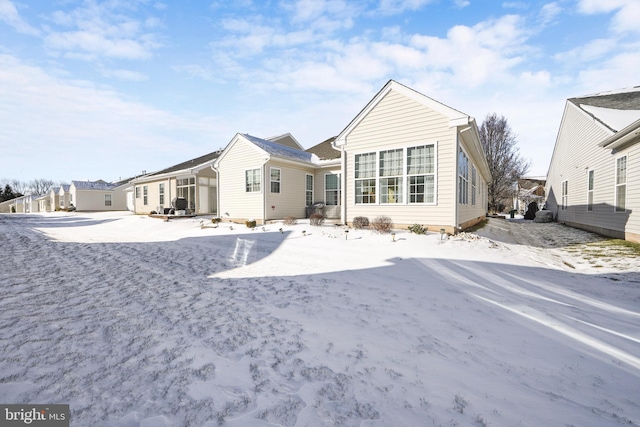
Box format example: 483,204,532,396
587,170,594,212
143,185,148,206
458,148,469,205
616,156,627,213
325,174,340,205
135,186,140,199
270,168,281,193
245,169,261,192
561,180,568,210
159,183,165,207
105,194,112,207
379,149,403,203
355,152,376,204
471,166,477,206
176,177,196,210
305,174,314,206
70,194,73,202
407,145,435,204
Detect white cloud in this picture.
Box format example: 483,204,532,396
377,0,436,15
454,0,470,9
99,68,148,81
0,0,40,36
577,0,640,33
43,1,163,60
539,2,562,25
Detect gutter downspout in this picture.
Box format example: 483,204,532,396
454,127,460,233
340,145,347,225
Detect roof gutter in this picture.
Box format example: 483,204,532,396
598,118,640,150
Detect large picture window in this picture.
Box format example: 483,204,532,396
177,177,196,210
355,152,376,204
245,169,261,193
325,174,340,205
616,156,627,213
270,168,281,193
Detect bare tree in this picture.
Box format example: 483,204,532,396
479,113,530,213
28,178,55,195
9,179,28,196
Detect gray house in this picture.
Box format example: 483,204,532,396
545,87,640,243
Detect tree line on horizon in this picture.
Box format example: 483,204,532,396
0,179,66,202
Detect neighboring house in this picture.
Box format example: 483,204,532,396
58,185,71,210
545,86,640,243
69,180,128,211
36,194,50,212
0,198,16,213
332,80,491,233
130,150,221,215
49,187,61,211
213,133,341,224
514,176,546,213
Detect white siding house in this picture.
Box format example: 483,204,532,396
130,151,221,215
69,180,129,211
213,134,333,224
333,80,491,233
58,185,71,210
545,87,640,243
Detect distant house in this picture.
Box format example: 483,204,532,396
213,133,341,224
36,194,51,212
69,180,128,211
333,80,491,233
545,87,640,243
130,150,221,215
0,198,16,213
514,176,546,214
49,187,61,211
58,185,71,210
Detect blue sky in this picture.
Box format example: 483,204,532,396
1,0,639,183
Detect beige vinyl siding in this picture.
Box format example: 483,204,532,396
264,160,315,220
133,178,174,214
344,89,457,228
217,138,266,222
457,135,489,226
546,102,640,240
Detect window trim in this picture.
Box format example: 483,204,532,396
353,142,438,206
245,168,261,193
561,180,568,211
458,148,469,205
104,193,112,207
159,183,165,207
587,169,594,212
325,172,341,206
305,174,314,207
615,155,627,213
270,167,281,194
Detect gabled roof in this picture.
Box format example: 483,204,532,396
306,136,340,160
569,86,640,133
133,150,222,183
265,133,304,150
71,180,116,191
241,134,317,164
335,79,471,146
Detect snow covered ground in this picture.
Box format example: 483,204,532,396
0,211,638,427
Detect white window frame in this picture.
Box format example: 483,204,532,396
270,167,281,194
159,183,165,207
561,180,568,210
458,148,469,205
353,143,438,206
587,170,594,212
325,173,341,206
305,174,314,206
104,193,112,207
135,186,140,199
245,168,261,193
379,148,404,204
471,165,477,206
615,155,627,213
143,185,148,206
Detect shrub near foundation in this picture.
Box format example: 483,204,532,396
352,216,370,229
371,216,393,234
310,213,324,226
